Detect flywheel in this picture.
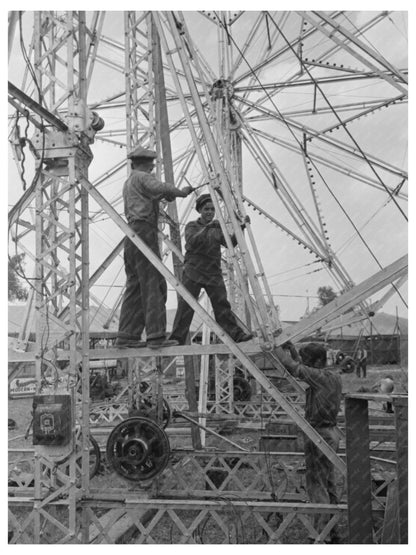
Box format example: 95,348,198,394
233,376,252,402
106,416,170,481
341,356,356,374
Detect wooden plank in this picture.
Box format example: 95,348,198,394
345,396,373,543
84,496,349,512
337,414,395,426
393,397,408,543
8,341,267,363
381,481,399,543
183,355,202,449
346,393,406,403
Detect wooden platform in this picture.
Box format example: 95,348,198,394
8,341,269,362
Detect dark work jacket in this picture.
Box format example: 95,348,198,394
183,218,237,285
290,364,342,428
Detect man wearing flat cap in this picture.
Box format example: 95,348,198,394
116,145,193,348
169,193,253,345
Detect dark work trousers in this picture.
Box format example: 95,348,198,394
304,426,340,542
170,274,244,345
356,359,367,378
118,220,167,341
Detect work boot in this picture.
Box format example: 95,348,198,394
114,338,146,348
325,534,342,544
147,337,179,349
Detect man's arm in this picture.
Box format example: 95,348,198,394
221,232,238,248
185,220,224,249
273,346,327,388
141,173,192,200
220,215,250,247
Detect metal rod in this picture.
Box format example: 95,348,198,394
174,411,249,452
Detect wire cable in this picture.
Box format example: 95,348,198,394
214,12,407,308
265,11,408,223
18,13,43,106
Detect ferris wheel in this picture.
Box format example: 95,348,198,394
7,11,408,545
8,11,407,334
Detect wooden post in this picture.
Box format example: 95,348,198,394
151,18,200,449
370,321,374,364
198,297,211,447
393,397,408,543
183,349,202,449
345,396,373,543
152,17,183,280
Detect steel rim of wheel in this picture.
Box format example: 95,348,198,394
106,416,170,481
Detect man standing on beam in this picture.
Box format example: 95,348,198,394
169,193,253,345
115,146,193,349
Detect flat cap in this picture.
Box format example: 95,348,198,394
195,193,212,212
127,146,157,160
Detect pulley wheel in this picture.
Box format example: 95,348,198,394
233,376,252,402
335,351,345,364
84,435,101,479
106,416,170,482
341,356,356,374
56,434,101,482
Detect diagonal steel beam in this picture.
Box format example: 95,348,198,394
275,255,407,345
8,81,68,131
321,274,408,334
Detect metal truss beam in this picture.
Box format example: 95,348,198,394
321,274,408,334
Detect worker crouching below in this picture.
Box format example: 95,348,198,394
116,146,193,349
274,342,343,543
169,194,253,345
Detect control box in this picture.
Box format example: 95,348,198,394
32,394,72,446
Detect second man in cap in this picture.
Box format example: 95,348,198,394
169,194,253,344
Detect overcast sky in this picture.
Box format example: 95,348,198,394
7,7,409,328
